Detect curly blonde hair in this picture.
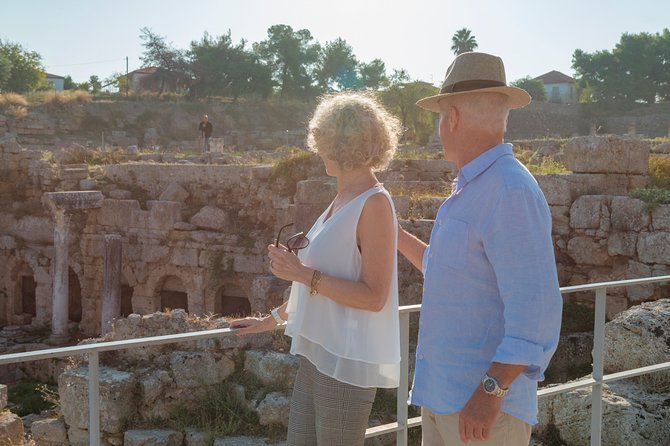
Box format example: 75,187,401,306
307,92,402,172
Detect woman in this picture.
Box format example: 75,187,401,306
231,92,402,445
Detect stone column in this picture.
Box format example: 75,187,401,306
50,208,71,343
101,234,122,335
43,191,104,343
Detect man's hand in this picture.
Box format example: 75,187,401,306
458,387,502,442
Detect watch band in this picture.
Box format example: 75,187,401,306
270,308,286,325
482,373,508,397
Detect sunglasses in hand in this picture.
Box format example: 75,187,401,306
275,223,310,253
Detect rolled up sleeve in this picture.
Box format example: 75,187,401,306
483,186,562,380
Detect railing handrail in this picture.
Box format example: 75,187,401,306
1,275,669,446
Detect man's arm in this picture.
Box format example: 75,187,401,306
397,223,427,272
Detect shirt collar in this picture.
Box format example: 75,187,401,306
454,143,513,192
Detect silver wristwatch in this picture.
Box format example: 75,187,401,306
481,373,508,397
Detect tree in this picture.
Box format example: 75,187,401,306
88,75,102,94
253,25,321,99
189,31,272,100
451,28,478,55
380,78,439,144
0,40,44,92
358,59,388,90
511,76,547,101
572,29,670,103
139,27,189,94
316,38,358,91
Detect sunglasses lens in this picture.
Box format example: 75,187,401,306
287,233,309,250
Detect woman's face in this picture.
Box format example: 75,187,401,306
319,152,339,177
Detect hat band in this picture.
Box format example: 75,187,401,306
440,79,506,94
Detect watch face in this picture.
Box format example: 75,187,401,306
483,378,496,393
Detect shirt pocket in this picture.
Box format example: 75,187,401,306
432,217,469,270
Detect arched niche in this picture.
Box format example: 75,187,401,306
215,283,251,318
159,275,188,312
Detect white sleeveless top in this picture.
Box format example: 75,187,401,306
285,184,401,388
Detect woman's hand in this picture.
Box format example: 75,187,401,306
268,244,311,284
229,316,276,336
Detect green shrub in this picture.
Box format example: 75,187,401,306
7,380,58,416
630,187,670,210
649,155,670,189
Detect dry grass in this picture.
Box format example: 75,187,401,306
3,105,28,119
649,154,670,189
41,90,92,106
0,92,29,108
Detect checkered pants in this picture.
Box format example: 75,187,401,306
287,356,377,446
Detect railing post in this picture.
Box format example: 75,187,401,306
89,351,101,446
396,311,410,446
591,288,606,446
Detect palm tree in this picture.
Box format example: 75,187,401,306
451,28,479,55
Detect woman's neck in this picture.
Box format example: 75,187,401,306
335,168,379,196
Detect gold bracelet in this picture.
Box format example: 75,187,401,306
310,269,322,296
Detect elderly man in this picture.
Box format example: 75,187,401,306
398,52,562,445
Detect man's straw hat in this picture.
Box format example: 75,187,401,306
416,52,531,112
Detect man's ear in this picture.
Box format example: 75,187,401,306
448,105,459,132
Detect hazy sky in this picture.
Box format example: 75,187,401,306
2,0,668,85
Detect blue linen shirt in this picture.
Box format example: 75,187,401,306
410,143,562,425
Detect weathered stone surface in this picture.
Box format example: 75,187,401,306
637,232,670,264
295,179,336,204
256,392,291,426
607,232,638,257
214,437,287,446
31,417,68,446
58,366,136,433
651,204,670,230
565,135,650,174
170,351,235,387
109,189,133,199
610,197,650,231
173,221,196,231
244,350,299,390
626,261,654,302
170,247,199,267
0,411,23,446
124,429,184,446
190,206,229,231
567,236,610,266
0,385,6,410
604,299,670,391
537,380,670,446
537,174,572,206
570,195,609,229
159,182,189,202
99,199,142,226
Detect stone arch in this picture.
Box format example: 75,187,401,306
120,275,134,317
158,275,188,312
215,282,251,317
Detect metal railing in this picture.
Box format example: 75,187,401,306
1,276,669,446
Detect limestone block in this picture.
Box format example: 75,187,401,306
637,232,670,264
31,417,68,446
536,380,670,446
414,197,444,220
141,244,170,263
606,296,630,320
292,203,326,234
173,222,196,231
549,205,571,236
214,438,287,446
159,182,189,202
65,426,89,446
251,165,273,180
233,254,265,274
569,195,609,229
256,392,291,426
0,385,6,409
607,232,637,257
11,215,53,243
0,411,24,446
170,247,199,267
170,351,235,388
99,200,141,227
626,261,654,302
565,135,650,174
294,179,336,205
249,275,288,314
190,206,229,231
109,189,133,200
244,350,299,390
184,428,209,446
58,366,136,433
610,197,650,232
567,236,610,266
144,201,181,230
0,236,16,250
407,158,457,173
124,430,184,446
651,204,670,230
605,300,670,393
80,178,97,189
537,174,572,206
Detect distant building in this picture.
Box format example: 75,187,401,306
126,67,189,94
534,70,578,104
45,73,65,92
